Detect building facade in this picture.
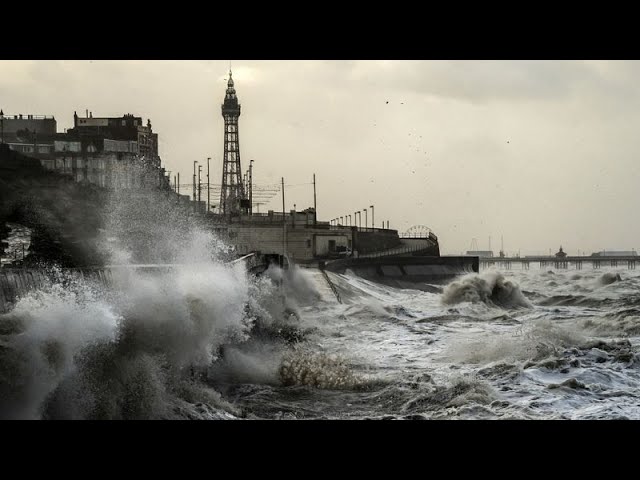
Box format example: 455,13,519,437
0,111,170,191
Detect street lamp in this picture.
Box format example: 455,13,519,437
363,208,368,230
0,109,4,144
370,205,374,229
348,214,351,226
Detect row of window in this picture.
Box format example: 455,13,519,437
9,144,52,154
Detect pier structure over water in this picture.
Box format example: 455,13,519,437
479,256,639,270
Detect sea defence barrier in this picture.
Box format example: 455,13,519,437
0,268,114,314
323,255,479,290
0,255,264,314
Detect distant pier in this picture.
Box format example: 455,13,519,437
479,256,638,270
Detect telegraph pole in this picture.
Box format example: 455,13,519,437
198,165,202,209
282,177,286,266
207,157,211,214
313,173,317,226
193,161,197,213
249,160,254,215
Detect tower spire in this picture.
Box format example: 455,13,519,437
219,68,244,216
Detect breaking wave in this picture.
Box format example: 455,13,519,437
597,272,623,286
0,230,266,419
441,272,532,309
279,349,363,389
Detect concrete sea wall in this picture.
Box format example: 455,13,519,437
324,255,479,289
0,268,113,313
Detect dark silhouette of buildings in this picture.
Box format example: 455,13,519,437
0,110,170,190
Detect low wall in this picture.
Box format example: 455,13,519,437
353,229,401,254
325,255,479,289
0,268,113,313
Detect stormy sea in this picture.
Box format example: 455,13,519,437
1,224,639,419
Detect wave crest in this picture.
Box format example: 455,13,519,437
441,272,532,309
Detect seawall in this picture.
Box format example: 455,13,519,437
324,255,479,289
0,268,114,313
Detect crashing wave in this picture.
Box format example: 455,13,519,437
441,272,532,309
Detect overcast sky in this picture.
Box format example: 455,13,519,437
1,60,639,255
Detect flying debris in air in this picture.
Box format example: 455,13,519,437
386,101,389,104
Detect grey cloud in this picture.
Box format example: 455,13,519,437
347,60,604,103
2,60,640,254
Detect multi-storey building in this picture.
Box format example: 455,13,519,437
0,110,170,190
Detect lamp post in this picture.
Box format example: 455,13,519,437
363,208,368,230
0,109,4,144
370,205,374,229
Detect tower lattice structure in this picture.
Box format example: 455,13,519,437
219,70,246,216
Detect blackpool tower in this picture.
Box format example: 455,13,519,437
219,70,246,216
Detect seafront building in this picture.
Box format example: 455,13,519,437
0,72,439,264
0,110,171,191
